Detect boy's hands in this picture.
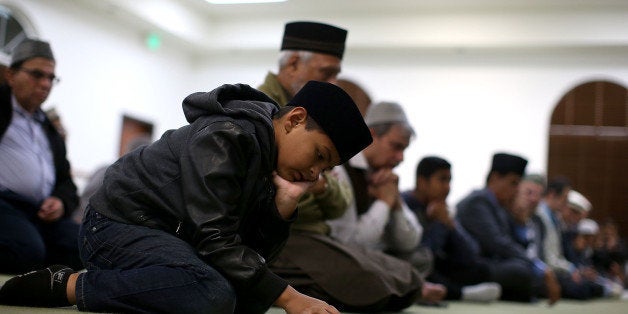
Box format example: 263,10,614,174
275,286,339,314
273,172,314,219
307,175,328,195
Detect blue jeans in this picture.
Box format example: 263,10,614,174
0,190,81,273
76,208,235,313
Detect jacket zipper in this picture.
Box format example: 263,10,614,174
175,221,182,236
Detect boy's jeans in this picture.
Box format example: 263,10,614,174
76,207,235,314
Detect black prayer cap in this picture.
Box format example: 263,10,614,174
288,81,372,164
490,152,528,176
281,21,347,59
10,39,55,67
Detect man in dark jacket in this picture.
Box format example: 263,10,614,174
456,153,561,305
0,81,372,314
0,39,81,273
401,156,501,302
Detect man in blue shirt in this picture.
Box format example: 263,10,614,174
0,39,80,273
402,156,501,302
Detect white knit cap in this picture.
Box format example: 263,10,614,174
568,190,592,213
365,101,408,126
577,218,599,235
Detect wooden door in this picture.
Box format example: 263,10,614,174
548,81,627,239
119,115,153,158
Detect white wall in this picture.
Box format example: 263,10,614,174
193,48,628,206
4,1,628,205
3,0,194,189
342,50,628,205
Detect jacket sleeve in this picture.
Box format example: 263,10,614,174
179,121,287,312
457,197,529,261
46,120,79,216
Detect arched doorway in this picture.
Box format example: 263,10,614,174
0,3,38,64
548,80,627,239
0,3,38,82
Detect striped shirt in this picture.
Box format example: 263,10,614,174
0,96,55,204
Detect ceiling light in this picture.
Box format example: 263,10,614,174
206,0,287,4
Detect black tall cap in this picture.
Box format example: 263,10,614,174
491,152,528,176
288,81,372,164
281,21,347,59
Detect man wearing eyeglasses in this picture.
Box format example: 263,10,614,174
0,39,81,274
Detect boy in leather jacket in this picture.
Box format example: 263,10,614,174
0,81,372,314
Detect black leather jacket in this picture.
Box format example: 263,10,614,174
90,84,291,313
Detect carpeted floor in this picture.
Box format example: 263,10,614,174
2,274,626,313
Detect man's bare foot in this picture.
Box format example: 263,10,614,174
544,270,561,306
420,281,447,303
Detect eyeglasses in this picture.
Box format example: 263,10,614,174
18,68,60,84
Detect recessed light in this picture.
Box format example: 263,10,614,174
206,0,287,4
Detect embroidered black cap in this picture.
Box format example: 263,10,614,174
288,81,372,164
490,152,527,176
281,21,347,59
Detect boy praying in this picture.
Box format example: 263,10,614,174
0,81,372,314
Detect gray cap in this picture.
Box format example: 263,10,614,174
10,39,55,67
522,173,547,189
365,101,410,127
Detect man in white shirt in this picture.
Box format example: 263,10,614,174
328,101,425,260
